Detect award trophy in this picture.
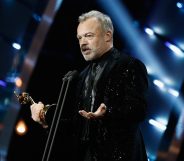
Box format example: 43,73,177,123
14,91,56,110
14,91,35,105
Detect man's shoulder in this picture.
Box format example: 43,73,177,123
114,49,147,73
114,49,134,67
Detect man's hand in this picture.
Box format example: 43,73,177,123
30,102,44,122
79,103,107,119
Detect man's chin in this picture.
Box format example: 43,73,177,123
84,57,92,61
83,55,92,61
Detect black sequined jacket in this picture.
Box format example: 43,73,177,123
45,48,148,161
73,48,148,161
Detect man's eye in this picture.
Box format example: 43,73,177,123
85,34,95,40
86,34,93,37
77,36,81,39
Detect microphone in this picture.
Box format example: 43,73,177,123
63,70,78,81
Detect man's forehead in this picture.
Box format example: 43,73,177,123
77,19,101,34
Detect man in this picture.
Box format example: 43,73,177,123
30,10,148,161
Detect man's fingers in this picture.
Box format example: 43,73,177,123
79,103,107,119
88,112,95,119
79,110,91,119
99,103,107,110
94,103,106,116
79,110,88,116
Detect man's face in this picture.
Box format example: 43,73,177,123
77,17,109,61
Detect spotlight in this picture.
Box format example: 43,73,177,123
153,79,165,90
149,119,167,131
176,2,183,9
15,120,28,136
167,88,179,97
15,77,23,88
12,43,21,50
165,42,184,57
144,28,154,36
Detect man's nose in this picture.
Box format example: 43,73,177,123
80,37,88,45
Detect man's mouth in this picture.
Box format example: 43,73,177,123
81,47,91,54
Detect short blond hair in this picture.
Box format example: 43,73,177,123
78,10,114,34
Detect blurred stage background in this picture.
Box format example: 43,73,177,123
0,0,184,160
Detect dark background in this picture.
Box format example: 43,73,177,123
0,0,184,161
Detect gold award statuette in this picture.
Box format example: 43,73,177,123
14,91,56,111
14,91,35,105
14,91,56,128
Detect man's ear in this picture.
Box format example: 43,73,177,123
105,31,112,42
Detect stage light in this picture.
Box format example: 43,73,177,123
153,79,165,90
0,80,6,87
149,119,167,131
144,28,154,36
176,2,183,9
15,120,28,136
165,42,184,57
15,77,22,88
12,43,21,50
167,88,179,97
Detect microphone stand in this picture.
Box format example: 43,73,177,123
41,70,78,161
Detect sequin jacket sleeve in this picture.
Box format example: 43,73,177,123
103,57,148,123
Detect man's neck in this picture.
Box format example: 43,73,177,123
92,47,114,64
